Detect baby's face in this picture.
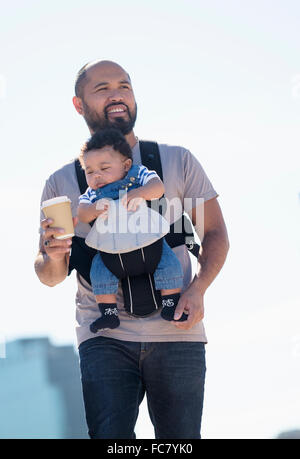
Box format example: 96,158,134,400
84,146,132,190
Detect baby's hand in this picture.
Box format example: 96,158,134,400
96,198,110,210
127,197,144,212
96,198,110,220
121,190,144,212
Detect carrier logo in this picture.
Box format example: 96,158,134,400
104,308,119,316
162,299,174,308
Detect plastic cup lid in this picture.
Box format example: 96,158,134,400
41,196,71,209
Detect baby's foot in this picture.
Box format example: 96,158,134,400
90,303,120,333
160,293,187,322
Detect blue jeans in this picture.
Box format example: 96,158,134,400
79,336,206,439
90,238,184,295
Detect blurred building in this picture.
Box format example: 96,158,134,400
276,430,300,439
0,337,88,439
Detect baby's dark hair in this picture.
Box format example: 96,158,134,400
79,128,132,168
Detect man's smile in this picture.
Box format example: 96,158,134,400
106,104,128,117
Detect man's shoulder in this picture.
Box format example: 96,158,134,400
141,141,189,162
47,158,76,181
149,141,187,153
156,143,191,167
44,158,80,198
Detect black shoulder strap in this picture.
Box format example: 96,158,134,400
139,141,163,181
74,159,96,227
75,158,88,195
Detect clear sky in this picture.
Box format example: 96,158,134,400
1,0,300,439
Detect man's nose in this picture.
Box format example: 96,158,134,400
107,89,124,102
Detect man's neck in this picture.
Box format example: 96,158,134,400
126,131,138,149
88,128,137,149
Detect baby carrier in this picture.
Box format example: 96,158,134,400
68,141,200,317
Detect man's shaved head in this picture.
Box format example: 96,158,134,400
74,60,130,99
73,59,137,135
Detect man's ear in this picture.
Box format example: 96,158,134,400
73,96,84,115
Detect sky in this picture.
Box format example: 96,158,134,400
1,0,300,439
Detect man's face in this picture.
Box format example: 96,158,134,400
78,63,137,134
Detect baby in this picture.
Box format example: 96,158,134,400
77,128,184,333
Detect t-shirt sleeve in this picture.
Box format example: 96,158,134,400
138,165,160,186
39,178,56,223
183,149,218,207
39,178,57,251
79,187,93,205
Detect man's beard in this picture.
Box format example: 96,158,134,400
82,101,137,135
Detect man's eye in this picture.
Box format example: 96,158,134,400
102,167,110,171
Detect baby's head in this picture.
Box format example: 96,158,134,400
79,128,133,190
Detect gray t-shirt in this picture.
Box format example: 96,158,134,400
39,142,218,347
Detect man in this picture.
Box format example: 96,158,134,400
35,60,229,439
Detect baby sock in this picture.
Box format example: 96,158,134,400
161,293,188,322
89,303,120,333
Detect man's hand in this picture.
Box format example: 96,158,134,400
172,197,229,330
172,283,204,330
36,216,78,287
40,216,78,260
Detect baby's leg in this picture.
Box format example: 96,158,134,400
160,288,181,296
153,240,187,322
89,254,120,333
160,288,188,322
95,293,117,303
90,298,120,333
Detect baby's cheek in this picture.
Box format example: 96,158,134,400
87,177,94,188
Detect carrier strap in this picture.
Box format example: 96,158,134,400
139,141,163,181
75,158,88,196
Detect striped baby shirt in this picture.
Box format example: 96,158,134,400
79,165,159,205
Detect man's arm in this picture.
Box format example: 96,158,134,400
34,217,78,287
191,197,229,295
35,250,70,287
173,197,229,329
